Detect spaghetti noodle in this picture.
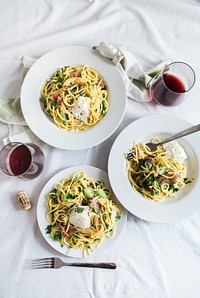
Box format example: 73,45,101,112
45,171,121,256
125,140,193,201
40,65,108,131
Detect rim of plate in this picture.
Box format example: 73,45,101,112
108,114,200,223
36,165,127,258
20,46,126,150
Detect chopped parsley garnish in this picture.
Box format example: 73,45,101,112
75,207,84,213
115,213,121,221
45,225,52,234
64,193,73,202
126,152,133,161
53,233,61,241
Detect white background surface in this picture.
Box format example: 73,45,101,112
0,1,200,297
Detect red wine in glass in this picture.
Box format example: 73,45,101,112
150,62,195,107
8,144,32,176
151,74,186,106
164,74,185,93
0,142,45,179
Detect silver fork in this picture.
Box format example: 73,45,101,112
146,123,200,152
31,257,117,270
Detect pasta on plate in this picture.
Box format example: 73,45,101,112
125,139,193,201
40,65,108,131
45,171,121,256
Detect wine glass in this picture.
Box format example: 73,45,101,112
0,142,45,180
150,62,196,106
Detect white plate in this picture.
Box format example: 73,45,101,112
21,46,126,150
108,115,200,223
37,166,127,258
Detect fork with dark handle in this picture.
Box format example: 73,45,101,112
146,123,200,152
31,257,117,269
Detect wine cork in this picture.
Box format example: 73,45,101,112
16,190,31,210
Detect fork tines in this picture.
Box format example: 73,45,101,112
31,257,54,269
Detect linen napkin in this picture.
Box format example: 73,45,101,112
0,56,38,144
94,41,170,102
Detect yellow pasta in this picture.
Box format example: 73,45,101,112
40,65,108,131
125,140,193,201
45,171,121,256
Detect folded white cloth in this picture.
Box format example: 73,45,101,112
0,56,38,144
94,41,170,102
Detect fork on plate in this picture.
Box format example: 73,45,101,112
30,257,117,270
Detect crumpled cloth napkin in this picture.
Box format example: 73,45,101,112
0,56,38,144
94,41,170,102
0,42,170,144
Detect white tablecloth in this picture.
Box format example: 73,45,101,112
1,1,200,297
